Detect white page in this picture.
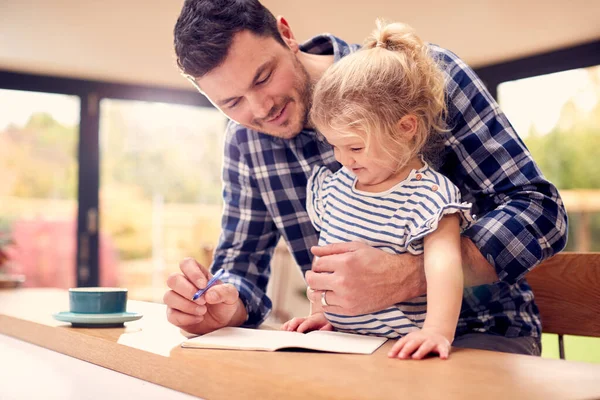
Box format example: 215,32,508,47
183,327,387,354
183,327,305,351
303,330,387,354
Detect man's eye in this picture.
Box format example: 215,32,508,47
257,72,272,85
228,99,241,109
350,148,363,152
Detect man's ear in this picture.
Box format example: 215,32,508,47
396,115,418,141
276,16,299,53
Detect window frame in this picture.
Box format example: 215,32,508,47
0,70,214,286
474,40,600,99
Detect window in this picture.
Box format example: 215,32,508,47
497,64,600,363
0,70,217,290
99,99,227,301
0,89,81,287
498,65,600,252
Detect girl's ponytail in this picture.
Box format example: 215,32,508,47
364,20,424,56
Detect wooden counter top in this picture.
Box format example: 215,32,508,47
1,288,599,400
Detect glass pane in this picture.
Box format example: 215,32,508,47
0,89,80,288
498,65,600,364
498,65,600,252
99,99,227,301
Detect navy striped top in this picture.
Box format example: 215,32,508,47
307,163,473,338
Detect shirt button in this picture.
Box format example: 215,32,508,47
431,185,438,192
415,174,422,180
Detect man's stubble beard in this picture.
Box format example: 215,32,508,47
297,60,313,132
257,58,313,139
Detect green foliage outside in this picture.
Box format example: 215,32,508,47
542,334,600,363
0,101,226,262
514,68,600,362
98,100,226,260
0,113,78,199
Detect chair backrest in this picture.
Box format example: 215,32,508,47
527,252,600,337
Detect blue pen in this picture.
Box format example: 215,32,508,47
192,268,226,301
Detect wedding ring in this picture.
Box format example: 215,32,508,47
321,290,330,307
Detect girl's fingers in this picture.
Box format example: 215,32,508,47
297,319,317,333
398,339,422,359
286,317,306,331
388,336,409,358
437,343,451,359
411,341,436,360
319,323,334,331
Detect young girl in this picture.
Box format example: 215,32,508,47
281,21,474,360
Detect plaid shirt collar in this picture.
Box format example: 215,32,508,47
299,34,356,61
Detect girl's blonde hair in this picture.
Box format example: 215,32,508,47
310,20,447,171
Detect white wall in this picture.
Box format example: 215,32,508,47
1,0,599,89
1,0,186,88
265,0,600,68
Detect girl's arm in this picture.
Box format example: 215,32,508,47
421,214,463,342
389,213,463,359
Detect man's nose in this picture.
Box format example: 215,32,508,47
248,91,274,120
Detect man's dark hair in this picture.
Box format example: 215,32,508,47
174,0,286,78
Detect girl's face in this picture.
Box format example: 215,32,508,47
319,126,410,191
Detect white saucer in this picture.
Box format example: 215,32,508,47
52,311,143,327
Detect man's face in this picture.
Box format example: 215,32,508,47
196,31,311,139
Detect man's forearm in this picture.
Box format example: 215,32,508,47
460,236,498,287
389,237,498,304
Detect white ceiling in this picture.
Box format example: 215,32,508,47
1,0,599,90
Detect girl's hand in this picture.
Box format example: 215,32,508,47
388,329,452,360
281,312,333,333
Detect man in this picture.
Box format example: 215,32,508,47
164,0,567,355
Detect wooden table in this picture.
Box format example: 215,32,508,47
2,288,600,400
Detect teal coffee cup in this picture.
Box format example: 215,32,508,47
69,287,128,314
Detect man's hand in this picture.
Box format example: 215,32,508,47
461,237,499,286
163,258,247,335
305,242,426,316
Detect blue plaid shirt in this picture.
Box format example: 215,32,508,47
211,35,568,338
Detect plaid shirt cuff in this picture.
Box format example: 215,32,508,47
219,272,272,328
463,211,544,284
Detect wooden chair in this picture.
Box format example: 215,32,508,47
527,252,600,359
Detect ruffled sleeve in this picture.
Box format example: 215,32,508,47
405,179,474,254
306,165,333,232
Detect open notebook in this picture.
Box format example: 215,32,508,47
182,327,387,354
